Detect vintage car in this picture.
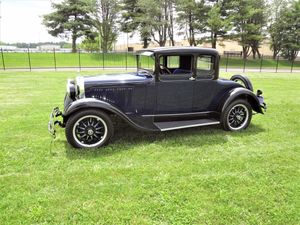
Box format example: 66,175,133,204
48,47,266,148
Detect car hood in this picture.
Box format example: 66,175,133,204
81,72,152,85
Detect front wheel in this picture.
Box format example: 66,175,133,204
221,99,252,131
65,109,114,148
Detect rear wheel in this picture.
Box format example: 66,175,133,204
65,109,114,148
221,99,252,131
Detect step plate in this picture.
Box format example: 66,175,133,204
154,118,220,131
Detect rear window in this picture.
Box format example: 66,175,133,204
196,55,214,79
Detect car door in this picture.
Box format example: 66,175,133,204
193,55,219,112
155,55,194,114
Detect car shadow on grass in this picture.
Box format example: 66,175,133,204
61,123,265,159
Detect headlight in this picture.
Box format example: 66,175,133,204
67,79,76,99
76,76,85,98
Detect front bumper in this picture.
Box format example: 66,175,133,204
48,107,63,138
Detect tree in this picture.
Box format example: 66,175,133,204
121,0,152,48
176,0,206,46
176,0,231,48
269,6,286,59
231,0,266,59
92,0,119,53
80,36,100,52
280,0,300,61
137,0,174,47
203,0,232,49
43,0,94,53
167,0,176,46
249,0,267,59
268,0,291,59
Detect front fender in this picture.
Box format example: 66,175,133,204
63,98,158,132
220,88,264,114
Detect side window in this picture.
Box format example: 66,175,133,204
159,55,193,81
197,55,214,79
167,56,180,68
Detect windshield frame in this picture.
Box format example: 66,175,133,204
136,51,156,75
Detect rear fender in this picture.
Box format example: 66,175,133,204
220,88,263,114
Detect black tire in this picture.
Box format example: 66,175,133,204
230,74,253,91
221,99,252,131
65,109,114,148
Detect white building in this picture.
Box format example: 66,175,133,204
37,44,61,51
0,45,17,51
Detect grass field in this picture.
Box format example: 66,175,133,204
0,70,300,224
1,52,300,70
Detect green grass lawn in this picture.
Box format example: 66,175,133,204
0,71,300,224
0,52,299,70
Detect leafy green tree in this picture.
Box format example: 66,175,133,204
80,36,100,52
249,0,267,59
92,0,119,53
176,0,231,48
176,0,206,46
122,0,177,48
122,0,175,48
168,0,176,46
137,0,174,47
279,0,300,61
43,0,94,53
269,13,286,58
203,0,232,49
121,0,151,48
268,0,292,59
231,0,266,59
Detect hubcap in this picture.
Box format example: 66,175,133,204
87,129,94,136
73,115,108,148
227,104,249,130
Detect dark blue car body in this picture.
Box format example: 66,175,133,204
49,47,266,148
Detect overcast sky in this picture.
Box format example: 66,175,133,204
0,0,63,43
0,0,135,45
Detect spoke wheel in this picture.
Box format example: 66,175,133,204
227,104,249,130
221,99,252,131
66,110,114,148
73,115,107,148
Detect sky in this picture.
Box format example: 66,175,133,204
0,0,63,43
0,0,135,45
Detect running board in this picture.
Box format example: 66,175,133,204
154,118,220,131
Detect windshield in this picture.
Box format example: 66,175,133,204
137,51,155,75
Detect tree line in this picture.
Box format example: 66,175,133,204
43,0,300,60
